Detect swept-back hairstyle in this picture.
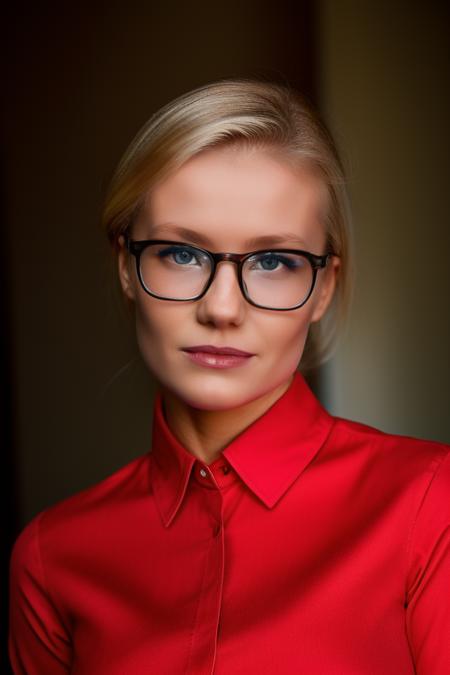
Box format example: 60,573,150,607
102,78,353,370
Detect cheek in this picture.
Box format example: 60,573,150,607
260,308,314,365
133,297,177,371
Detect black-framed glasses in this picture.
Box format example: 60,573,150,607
126,238,333,311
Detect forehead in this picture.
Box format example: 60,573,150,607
135,145,327,252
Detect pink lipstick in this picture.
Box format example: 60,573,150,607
182,345,255,369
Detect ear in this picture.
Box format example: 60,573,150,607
310,255,340,323
117,235,136,301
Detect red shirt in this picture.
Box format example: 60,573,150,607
9,373,450,674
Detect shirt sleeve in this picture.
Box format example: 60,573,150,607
9,512,72,674
405,449,450,674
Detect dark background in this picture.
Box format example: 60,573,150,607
3,2,450,671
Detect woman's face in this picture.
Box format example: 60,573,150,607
118,145,339,411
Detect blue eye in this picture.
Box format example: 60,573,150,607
252,252,302,272
157,245,201,266
260,254,281,271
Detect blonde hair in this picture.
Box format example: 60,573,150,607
102,78,353,370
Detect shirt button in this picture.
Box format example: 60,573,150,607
199,468,207,478
222,465,230,475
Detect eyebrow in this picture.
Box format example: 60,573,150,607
148,224,308,249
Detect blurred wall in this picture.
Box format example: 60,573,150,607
5,2,449,537
4,1,317,528
318,2,450,443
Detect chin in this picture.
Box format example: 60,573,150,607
185,398,242,412
176,383,255,412
169,372,288,413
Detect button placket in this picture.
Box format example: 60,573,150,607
186,490,224,674
209,460,235,489
195,460,236,490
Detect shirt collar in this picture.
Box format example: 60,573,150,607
150,372,334,527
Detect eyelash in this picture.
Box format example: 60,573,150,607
157,245,204,265
157,245,304,274
249,254,301,271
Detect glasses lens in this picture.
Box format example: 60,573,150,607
139,243,212,299
242,251,314,309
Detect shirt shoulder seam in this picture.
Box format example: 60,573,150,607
403,445,450,599
36,510,73,635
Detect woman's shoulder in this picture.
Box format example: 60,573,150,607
332,413,449,459
11,452,151,571
329,413,450,496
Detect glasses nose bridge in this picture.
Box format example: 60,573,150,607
209,251,245,279
212,251,244,266
206,251,246,298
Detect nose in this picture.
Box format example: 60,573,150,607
196,261,247,328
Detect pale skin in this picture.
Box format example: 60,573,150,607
118,145,339,465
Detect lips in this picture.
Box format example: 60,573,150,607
181,345,255,369
182,345,254,357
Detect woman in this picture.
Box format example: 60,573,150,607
9,79,449,674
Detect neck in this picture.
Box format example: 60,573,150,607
161,375,294,465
